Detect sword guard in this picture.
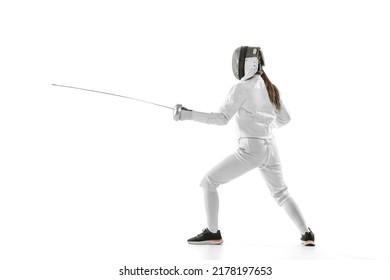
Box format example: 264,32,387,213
173,104,183,121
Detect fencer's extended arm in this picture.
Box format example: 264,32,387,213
272,102,291,128
179,85,244,125
180,110,230,125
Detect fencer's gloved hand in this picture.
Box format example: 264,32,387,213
173,104,193,121
180,107,193,120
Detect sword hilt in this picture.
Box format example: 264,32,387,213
173,104,182,121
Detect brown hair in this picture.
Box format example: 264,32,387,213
261,71,281,110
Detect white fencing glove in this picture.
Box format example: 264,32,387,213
173,104,192,121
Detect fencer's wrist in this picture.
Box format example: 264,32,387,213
180,109,193,121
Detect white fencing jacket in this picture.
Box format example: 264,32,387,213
181,75,290,139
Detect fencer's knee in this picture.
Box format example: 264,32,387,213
200,185,218,192
272,188,291,206
200,174,219,192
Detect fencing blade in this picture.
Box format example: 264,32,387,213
52,84,173,110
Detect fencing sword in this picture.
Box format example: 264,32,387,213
52,84,183,120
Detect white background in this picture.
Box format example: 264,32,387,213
1,0,390,279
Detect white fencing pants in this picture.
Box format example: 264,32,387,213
200,138,290,206
200,138,308,234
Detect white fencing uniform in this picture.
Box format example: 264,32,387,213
181,75,291,204
180,74,308,234
200,137,289,206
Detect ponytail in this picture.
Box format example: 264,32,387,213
261,71,281,110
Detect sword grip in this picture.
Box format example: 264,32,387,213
173,104,183,121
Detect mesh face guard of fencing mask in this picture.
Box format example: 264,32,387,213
232,46,265,81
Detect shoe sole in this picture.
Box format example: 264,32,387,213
188,239,223,245
301,240,315,246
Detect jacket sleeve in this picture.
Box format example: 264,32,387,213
181,85,245,125
272,101,291,128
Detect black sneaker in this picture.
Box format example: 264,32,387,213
301,228,315,246
187,228,223,245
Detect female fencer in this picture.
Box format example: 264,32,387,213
173,46,315,246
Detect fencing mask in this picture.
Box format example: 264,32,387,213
232,46,265,81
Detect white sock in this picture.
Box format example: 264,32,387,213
203,188,219,233
282,198,309,235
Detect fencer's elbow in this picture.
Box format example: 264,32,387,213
284,114,291,124
221,116,230,125
208,113,230,125
279,119,291,127
274,117,291,128
218,115,230,125
277,112,291,126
